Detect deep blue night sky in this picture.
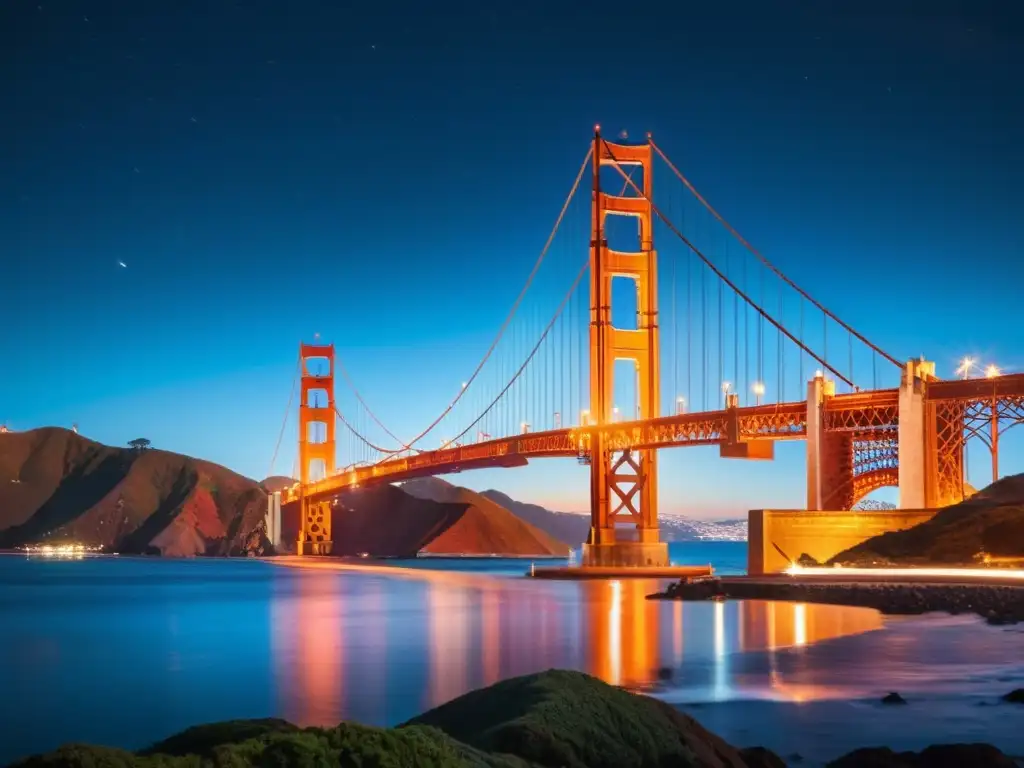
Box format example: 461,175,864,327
2,1,1022,515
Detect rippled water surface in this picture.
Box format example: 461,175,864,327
1,542,1022,764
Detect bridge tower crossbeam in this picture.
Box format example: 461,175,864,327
583,128,669,567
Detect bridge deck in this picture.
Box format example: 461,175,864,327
283,373,1024,504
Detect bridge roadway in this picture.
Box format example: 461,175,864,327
282,374,1024,505
281,373,1024,505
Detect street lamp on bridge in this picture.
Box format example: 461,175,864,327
956,357,976,379
751,381,765,406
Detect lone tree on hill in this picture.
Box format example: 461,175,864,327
128,438,151,452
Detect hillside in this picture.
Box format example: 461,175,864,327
0,428,271,557
260,475,295,494
479,489,591,545
398,478,569,556
831,473,1024,566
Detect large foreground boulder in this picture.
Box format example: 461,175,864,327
406,668,752,768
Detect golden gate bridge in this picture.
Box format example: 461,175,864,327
268,128,1024,565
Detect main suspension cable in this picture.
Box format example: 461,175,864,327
447,258,590,446
340,146,594,455
603,139,854,387
268,355,300,478
650,140,901,370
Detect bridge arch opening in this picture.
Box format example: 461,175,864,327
851,485,899,511
613,359,640,423
305,458,327,484
306,388,329,408
602,212,644,254
610,275,639,331
303,356,332,378
599,162,646,204
306,420,329,444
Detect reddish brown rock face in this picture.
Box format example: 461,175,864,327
0,427,269,556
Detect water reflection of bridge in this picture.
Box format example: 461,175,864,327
270,569,882,726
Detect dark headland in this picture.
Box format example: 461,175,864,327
10,669,1020,767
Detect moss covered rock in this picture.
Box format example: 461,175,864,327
405,668,752,768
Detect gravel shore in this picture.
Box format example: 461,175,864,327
650,578,1024,625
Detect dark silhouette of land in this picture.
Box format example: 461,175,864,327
831,473,1024,566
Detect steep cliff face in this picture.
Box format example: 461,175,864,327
0,428,271,556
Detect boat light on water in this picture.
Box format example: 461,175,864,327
785,563,1024,580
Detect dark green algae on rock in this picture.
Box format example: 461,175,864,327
10,670,763,768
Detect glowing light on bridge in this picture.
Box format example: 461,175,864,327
956,357,976,379
675,396,685,415
785,564,1024,580
751,381,765,405
985,364,1001,379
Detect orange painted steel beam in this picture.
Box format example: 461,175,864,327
284,399,816,504
926,373,1024,402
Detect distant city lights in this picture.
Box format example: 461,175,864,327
20,543,99,559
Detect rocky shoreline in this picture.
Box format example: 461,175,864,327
651,578,1024,625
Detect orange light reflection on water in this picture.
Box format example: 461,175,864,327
270,563,886,726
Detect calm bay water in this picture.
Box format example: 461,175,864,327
1,541,1023,764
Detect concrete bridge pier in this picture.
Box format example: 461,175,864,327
898,359,934,509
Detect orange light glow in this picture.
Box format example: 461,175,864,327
985,364,1001,378
786,564,1024,580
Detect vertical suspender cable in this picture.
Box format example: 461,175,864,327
799,300,805,387
848,331,854,392
268,355,300,480
701,252,708,412
777,279,783,402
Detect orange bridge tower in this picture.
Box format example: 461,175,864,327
583,128,669,567
297,342,336,555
